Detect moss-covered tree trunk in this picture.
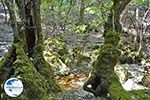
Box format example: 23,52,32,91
0,0,60,99
83,0,132,99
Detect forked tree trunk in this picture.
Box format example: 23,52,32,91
83,0,132,99
0,0,60,99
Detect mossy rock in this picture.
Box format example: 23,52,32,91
44,37,69,62
44,37,70,75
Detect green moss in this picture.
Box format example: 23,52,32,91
33,44,53,76
33,43,61,93
0,43,60,99
0,46,16,97
90,29,133,99
93,44,121,79
0,47,15,69
109,74,133,100
104,29,120,46
129,89,150,100
44,37,70,75
0,44,51,100
12,44,50,99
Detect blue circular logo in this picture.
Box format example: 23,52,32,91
4,78,23,97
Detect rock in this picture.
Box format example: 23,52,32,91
114,64,129,84
43,37,70,75
128,64,145,83
142,72,150,88
114,64,149,90
57,88,109,100
122,79,147,91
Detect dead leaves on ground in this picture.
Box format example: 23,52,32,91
54,71,88,90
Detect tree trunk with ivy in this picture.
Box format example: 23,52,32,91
0,0,60,99
83,0,133,99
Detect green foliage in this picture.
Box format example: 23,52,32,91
41,0,114,36
12,3,18,11
75,25,87,33
84,7,99,14
133,0,145,4
133,0,150,8
41,0,60,9
41,0,51,9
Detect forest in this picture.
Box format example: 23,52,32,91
0,0,150,100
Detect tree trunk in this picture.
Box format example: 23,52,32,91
83,0,132,99
79,0,85,24
0,0,60,99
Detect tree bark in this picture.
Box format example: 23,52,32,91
83,0,132,99
0,0,60,99
79,0,85,24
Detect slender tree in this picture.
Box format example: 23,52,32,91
83,0,132,99
0,0,60,99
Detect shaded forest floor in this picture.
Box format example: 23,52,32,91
54,70,109,100
53,69,150,100
53,67,149,100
